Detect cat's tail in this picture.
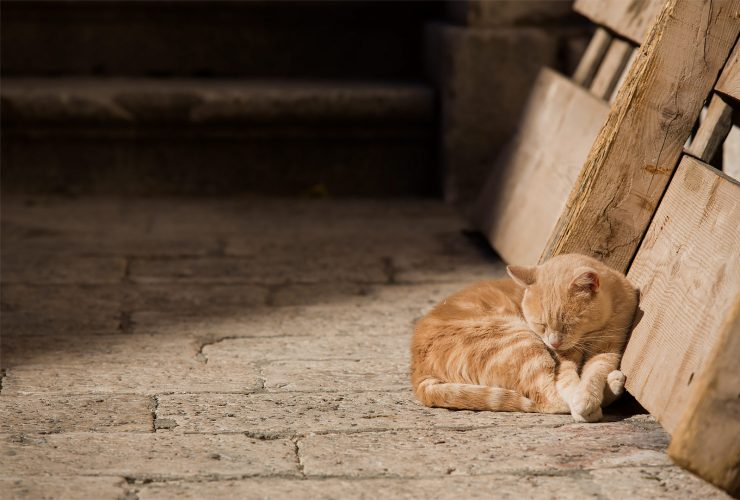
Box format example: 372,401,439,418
414,377,537,413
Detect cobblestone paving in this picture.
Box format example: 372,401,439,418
0,197,728,499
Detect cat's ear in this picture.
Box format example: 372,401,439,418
507,265,537,287
570,267,600,294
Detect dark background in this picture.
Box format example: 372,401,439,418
1,0,589,204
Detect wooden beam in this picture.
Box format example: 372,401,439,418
572,28,613,87
540,0,740,272
621,155,740,434
668,294,740,496
573,0,663,45
716,40,740,102
685,93,734,162
589,38,635,100
473,68,608,265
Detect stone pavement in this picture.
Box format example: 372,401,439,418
0,197,728,499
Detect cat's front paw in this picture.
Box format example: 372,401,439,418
570,393,603,423
606,370,626,397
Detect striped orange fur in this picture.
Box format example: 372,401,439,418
411,253,639,422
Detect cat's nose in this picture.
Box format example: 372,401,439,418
550,339,562,349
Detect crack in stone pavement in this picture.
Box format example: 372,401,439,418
291,437,306,478
58,463,687,485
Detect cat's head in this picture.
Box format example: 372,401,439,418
506,254,622,351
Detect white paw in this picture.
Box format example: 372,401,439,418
607,370,626,396
570,393,603,423
571,405,603,423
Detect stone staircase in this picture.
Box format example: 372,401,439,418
1,1,442,196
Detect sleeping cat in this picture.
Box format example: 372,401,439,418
410,253,639,422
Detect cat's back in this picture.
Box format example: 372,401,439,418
410,278,528,379
422,278,524,323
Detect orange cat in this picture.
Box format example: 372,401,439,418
410,253,639,422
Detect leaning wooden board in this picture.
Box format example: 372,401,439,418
541,0,740,272
574,0,663,44
668,294,740,496
473,68,609,266
621,156,740,435
716,40,740,102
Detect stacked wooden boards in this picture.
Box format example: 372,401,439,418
624,30,740,495
474,0,663,265
540,0,739,269
622,157,740,495
475,0,740,494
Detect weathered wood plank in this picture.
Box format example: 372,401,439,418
668,294,740,496
573,28,613,87
723,123,740,180
541,0,740,271
685,93,734,162
621,156,740,434
573,0,664,45
474,68,609,265
716,40,740,102
590,38,634,100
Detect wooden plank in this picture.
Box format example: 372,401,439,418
668,294,740,496
473,68,609,265
541,0,740,272
621,155,740,434
590,38,635,100
716,40,740,102
573,28,613,87
723,123,740,181
685,93,734,162
573,0,664,45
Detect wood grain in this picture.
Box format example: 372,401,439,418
541,0,740,271
473,68,609,265
621,156,740,434
573,28,613,87
716,40,740,102
668,294,740,496
590,38,635,100
685,93,734,162
573,0,663,45
723,124,740,181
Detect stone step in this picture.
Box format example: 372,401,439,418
1,78,434,126
1,78,438,196
1,0,441,78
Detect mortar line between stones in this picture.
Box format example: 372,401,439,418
4,388,415,397
290,436,306,479
150,395,159,432
119,477,140,500
177,421,573,439
68,463,682,485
